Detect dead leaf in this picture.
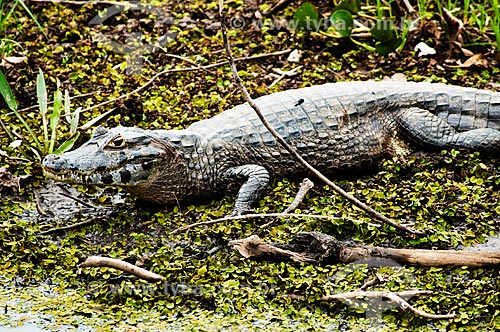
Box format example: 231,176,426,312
0,167,20,196
382,73,407,82
461,48,474,57
443,8,464,46
414,42,436,57
445,54,488,68
462,54,488,67
4,56,28,64
287,49,302,63
442,8,465,56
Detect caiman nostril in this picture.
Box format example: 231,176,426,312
42,154,64,169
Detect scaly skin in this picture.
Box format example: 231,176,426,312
42,81,500,214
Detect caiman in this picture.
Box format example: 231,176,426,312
42,81,500,215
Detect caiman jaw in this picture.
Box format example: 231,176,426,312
42,155,158,186
41,126,171,187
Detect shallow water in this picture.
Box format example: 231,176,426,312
0,280,95,332
463,233,500,252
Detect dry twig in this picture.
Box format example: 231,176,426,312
31,0,140,6
268,65,303,88
260,178,314,229
169,212,350,236
286,290,454,320
79,256,164,282
78,49,291,115
261,0,293,16
284,178,315,214
358,273,385,290
398,0,416,14
38,216,105,236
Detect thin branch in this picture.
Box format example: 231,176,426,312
158,48,214,75
260,178,314,229
38,216,104,235
30,0,140,6
12,92,95,116
6,50,290,121
169,212,351,236
79,256,164,282
79,108,116,130
218,1,418,234
57,191,97,209
286,290,455,320
261,0,293,16
78,49,291,114
358,273,384,290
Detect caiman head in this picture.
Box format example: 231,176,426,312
42,126,197,205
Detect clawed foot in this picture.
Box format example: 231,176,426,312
226,206,256,217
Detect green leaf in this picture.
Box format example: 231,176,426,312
49,89,62,154
54,132,80,155
37,69,47,115
330,10,353,37
0,70,43,156
0,68,18,111
333,0,361,14
37,68,49,151
293,3,319,32
197,265,207,276
374,38,403,55
370,19,395,42
65,90,80,136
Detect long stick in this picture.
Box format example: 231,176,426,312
79,256,164,282
229,233,500,268
77,49,291,114
218,1,418,234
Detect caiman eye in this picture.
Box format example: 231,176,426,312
107,135,126,148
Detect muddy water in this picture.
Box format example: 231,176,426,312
464,234,500,252
0,278,94,332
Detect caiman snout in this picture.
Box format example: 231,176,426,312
43,153,106,173
42,154,68,171
42,154,77,182
42,153,107,184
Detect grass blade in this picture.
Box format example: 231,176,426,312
0,68,18,111
48,88,62,154
0,1,20,38
37,68,49,152
11,107,44,154
54,132,80,154
17,0,48,39
0,68,42,154
492,0,500,58
65,90,80,135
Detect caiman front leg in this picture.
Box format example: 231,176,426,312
396,107,500,153
222,165,270,216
